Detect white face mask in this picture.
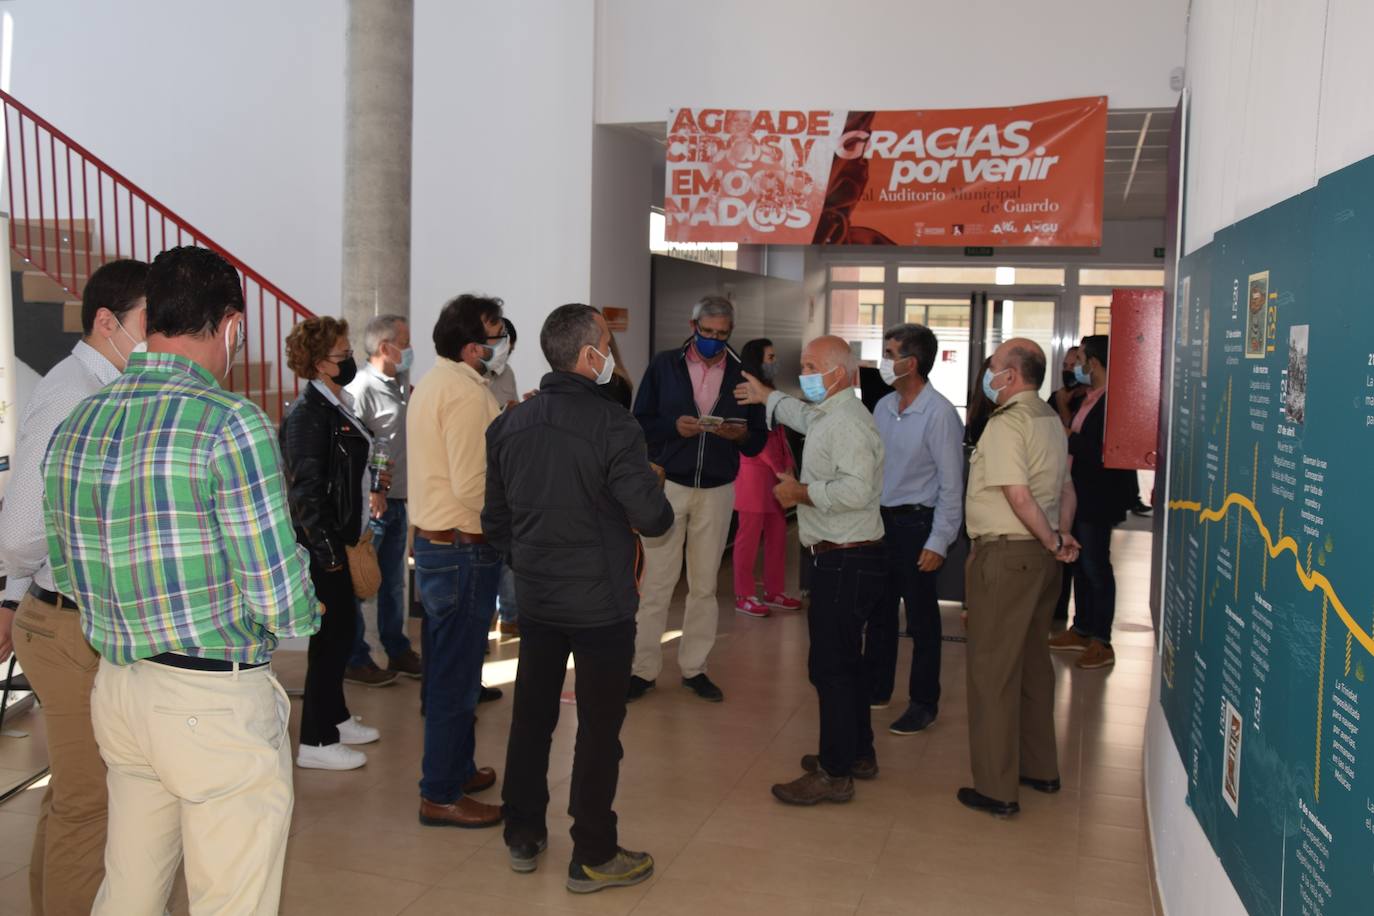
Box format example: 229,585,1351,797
482,336,511,373
110,316,146,369
878,357,909,387
588,345,615,385
222,317,245,381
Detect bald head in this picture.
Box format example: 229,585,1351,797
988,337,1046,403
800,335,858,402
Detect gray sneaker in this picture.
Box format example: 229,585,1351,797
566,848,654,893
509,837,548,873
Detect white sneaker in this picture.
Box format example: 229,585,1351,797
297,742,367,770
337,715,380,745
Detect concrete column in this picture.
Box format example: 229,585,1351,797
341,0,413,337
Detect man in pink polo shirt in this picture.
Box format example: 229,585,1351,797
629,296,767,703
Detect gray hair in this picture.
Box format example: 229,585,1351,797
691,295,735,326
540,303,602,372
363,314,408,356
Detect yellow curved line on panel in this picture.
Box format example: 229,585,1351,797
1168,493,1374,658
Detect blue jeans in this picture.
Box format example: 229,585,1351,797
350,499,413,668
497,564,518,624
414,536,500,803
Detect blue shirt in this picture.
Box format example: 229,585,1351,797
873,384,965,556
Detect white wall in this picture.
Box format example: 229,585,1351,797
4,0,346,316
1183,0,1374,254
595,0,1189,124
1150,2,1374,912
589,125,659,383
409,0,595,388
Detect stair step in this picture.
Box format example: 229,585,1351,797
21,268,75,303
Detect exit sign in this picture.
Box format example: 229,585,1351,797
964,246,994,257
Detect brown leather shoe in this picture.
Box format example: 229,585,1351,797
419,795,503,829
771,768,855,805
464,766,497,793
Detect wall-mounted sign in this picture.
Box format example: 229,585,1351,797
665,97,1106,248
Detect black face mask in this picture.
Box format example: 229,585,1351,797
1062,370,1078,388
332,357,358,387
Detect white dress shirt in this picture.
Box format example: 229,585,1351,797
0,341,121,599
873,384,966,556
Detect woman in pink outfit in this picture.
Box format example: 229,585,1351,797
732,339,802,617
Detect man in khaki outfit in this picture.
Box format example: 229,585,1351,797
960,338,1079,817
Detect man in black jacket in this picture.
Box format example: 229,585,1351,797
630,296,766,702
484,304,674,893
1047,335,1137,670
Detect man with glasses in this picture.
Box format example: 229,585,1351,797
630,296,766,703
407,294,508,828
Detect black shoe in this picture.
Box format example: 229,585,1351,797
681,673,724,702
626,676,655,702
509,837,548,873
479,685,503,703
889,702,937,735
1019,776,1062,794
957,787,1019,817
1131,500,1153,516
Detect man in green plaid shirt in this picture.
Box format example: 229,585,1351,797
42,246,319,914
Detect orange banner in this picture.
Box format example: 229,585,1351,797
665,97,1106,247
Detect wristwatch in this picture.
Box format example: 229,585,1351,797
0,600,18,611
1052,533,1063,554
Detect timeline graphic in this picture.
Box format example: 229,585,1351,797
1159,155,1374,916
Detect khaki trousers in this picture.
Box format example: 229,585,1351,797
12,594,106,916
964,538,1061,804
634,480,734,680
90,658,293,915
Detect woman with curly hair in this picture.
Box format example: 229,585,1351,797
281,316,381,770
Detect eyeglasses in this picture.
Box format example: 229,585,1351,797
485,333,509,344
326,350,353,362
695,326,731,340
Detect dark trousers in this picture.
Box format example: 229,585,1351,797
1069,519,1118,644
414,537,501,803
1053,562,1073,618
502,616,634,866
808,543,885,777
866,507,941,709
300,559,358,746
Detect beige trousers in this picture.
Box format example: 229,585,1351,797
633,480,735,680
964,537,1061,804
89,658,294,915
12,594,106,916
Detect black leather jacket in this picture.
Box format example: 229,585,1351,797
280,383,371,569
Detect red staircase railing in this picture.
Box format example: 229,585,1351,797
0,88,313,418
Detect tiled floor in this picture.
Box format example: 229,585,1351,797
0,525,1160,915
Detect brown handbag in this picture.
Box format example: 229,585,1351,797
344,526,382,600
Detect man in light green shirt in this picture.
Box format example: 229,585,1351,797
736,336,885,806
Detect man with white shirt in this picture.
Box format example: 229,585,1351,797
868,324,964,736
0,259,147,916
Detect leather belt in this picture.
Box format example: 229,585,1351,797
810,539,883,556
145,652,266,673
414,527,487,545
882,504,934,515
28,583,79,610
971,534,1038,546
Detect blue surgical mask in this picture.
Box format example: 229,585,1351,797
1073,363,1091,386
982,366,1004,404
397,347,414,374
799,369,831,403
694,333,727,359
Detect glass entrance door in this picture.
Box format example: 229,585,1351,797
900,296,973,419
983,295,1058,400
